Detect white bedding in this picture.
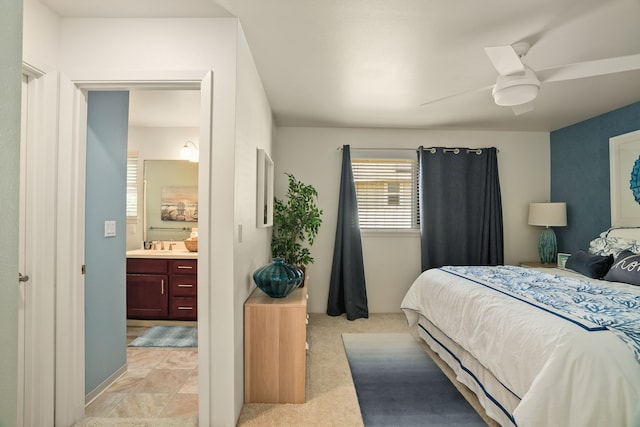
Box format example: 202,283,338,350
401,266,640,427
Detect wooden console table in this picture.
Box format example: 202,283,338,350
244,286,307,403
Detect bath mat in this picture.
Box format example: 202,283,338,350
128,326,197,348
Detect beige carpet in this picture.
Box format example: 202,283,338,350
237,313,498,426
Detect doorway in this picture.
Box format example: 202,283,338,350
81,89,200,419
51,73,217,426
83,89,201,419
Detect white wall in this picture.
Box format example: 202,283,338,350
274,127,550,314
232,22,275,419
21,11,273,425
57,18,247,427
128,126,199,161
57,17,275,426
22,0,59,71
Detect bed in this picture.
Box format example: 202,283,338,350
401,227,640,427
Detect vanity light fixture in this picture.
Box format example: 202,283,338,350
180,140,199,163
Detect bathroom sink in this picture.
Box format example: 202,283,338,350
126,248,197,259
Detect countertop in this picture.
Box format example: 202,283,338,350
126,242,197,259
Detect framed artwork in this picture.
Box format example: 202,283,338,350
161,186,198,222
256,148,274,227
557,253,570,269
610,130,640,226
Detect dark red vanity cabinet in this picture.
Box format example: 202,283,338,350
126,258,197,320
168,259,198,320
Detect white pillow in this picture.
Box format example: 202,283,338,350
603,227,640,241
589,228,640,257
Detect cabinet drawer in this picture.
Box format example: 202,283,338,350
171,275,197,297
169,259,197,275
127,258,168,274
171,297,197,320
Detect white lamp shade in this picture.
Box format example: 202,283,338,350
528,202,567,227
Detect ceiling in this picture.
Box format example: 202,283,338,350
41,0,640,131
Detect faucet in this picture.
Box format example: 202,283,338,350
168,241,176,251
152,241,158,250
160,241,165,250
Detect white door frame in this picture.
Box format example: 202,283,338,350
19,64,59,425
54,71,215,426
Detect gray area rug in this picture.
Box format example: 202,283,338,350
128,326,197,348
343,332,485,426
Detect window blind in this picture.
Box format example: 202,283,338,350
352,158,418,229
126,152,138,218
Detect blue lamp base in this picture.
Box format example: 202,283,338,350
538,227,557,264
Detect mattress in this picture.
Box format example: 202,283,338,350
401,265,640,427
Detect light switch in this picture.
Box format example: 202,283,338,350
104,220,116,237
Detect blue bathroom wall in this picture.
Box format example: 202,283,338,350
85,91,129,395
551,101,640,253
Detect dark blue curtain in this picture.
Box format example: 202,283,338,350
327,145,368,320
419,147,504,271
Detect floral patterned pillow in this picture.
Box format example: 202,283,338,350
589,236,640,257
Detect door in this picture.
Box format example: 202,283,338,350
84,91,129,396
17,72,28,427
55,74,88,426
19,70,58,426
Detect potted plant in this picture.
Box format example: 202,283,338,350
271,173,323,278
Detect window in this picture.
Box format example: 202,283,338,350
352,157,419,230
126,152,138,219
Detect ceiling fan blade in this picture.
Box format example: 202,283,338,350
511,102,534,116
538,53,640,83
419,84,494,107
484,45,525,76
523,0,611,48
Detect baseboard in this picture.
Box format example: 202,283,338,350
84,363,128,406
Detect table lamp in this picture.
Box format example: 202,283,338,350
528,202,567,264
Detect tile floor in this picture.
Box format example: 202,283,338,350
83,327,198,420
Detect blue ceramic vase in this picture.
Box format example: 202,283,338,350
253,258,303,298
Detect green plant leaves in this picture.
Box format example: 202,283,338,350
271,173,323,267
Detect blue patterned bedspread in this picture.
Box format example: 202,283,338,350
441,265,640,363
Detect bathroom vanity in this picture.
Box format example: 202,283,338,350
126,244,197,320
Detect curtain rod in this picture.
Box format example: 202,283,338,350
336,146,415,151
336,146,499,153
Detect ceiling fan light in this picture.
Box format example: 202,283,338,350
492,66,541,107
493,84,539,106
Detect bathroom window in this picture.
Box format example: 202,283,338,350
126,152,138,219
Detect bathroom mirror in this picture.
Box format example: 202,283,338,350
143,160,199,241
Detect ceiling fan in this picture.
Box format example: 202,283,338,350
421,41,640,115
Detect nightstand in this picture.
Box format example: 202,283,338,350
519,261,557,268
